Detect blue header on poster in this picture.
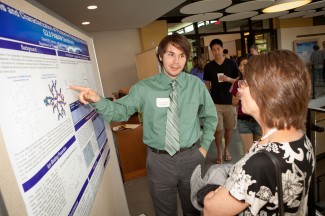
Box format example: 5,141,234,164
0,38,56,55
22,136,76,192
0,1,90,57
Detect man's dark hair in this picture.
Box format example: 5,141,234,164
313,44,320,50
250,44,258,51
209,39,223,49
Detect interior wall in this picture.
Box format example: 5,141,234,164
277,25,325,51
274,17,313,29
91,30,141,97
139,20,168,52
223,41,237,56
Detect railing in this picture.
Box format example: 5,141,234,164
309,64,325,99
307,100,325,215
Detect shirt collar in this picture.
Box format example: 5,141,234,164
159,71,185,88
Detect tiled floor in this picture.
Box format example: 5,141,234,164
124,129,244,216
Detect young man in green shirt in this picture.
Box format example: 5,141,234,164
70,33,217,216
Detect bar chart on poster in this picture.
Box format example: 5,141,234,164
0,0,123,215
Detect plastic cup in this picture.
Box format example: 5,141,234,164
217,73,224,82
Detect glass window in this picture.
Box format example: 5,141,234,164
226,19,248,32
198,21,205,28
177,29,184,34
198,22,224,34
184,25,194,33
251,20,265,30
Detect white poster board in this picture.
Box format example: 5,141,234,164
0,0,128,215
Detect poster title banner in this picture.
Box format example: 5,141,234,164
0,2,90,57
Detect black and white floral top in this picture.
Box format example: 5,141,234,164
224,135,315,216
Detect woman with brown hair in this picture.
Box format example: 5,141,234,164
194,50,315,215
232,56,261,153
190,56,205,82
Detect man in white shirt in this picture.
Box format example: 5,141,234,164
310,44,325,85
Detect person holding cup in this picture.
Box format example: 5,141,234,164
204,39,238,164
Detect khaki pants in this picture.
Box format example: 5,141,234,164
215,104,237,131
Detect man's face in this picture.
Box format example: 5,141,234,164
160,43,187,79
210,44,223,60
322,41,325,49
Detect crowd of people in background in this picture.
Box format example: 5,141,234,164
189,42,262,159
188,40,325,159
187,39,316,215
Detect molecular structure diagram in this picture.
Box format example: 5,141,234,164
44,80,66,120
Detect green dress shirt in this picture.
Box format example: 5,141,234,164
91,72,217,151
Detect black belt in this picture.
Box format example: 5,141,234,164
149,142,198,155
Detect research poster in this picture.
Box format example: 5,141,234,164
294,39,318,64
0,1,110,215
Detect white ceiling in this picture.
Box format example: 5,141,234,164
29,0,186,32
29,0,325,33
180,0,232,14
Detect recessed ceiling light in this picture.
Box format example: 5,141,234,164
82,22,90,25
87,5,97,10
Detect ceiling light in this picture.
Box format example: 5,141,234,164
295,0,325,11
251,11,288,20
263,0,311,13
278,10,315,19
219,11,258,22
226,0,275,13
181,13,223,23
87,5,97,10
303,10,325,18
82,22,90,25
180,0,231,14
